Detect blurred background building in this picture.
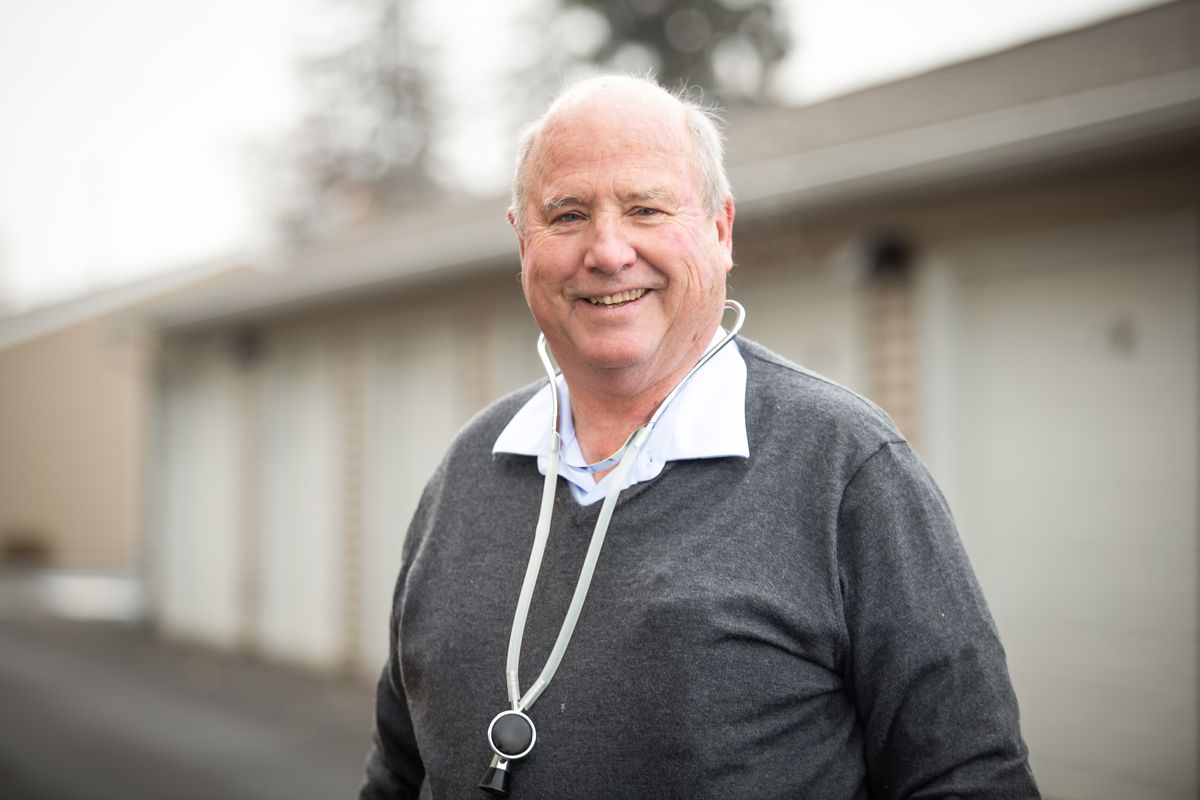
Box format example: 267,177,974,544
1,2,1197,799
0,258,254,618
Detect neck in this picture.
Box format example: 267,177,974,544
568,386,660,466
565,342,711,467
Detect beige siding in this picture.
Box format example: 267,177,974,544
0,318,146,569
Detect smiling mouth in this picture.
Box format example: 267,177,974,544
587,289,647,306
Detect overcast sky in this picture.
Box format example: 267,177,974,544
0,0,1165,311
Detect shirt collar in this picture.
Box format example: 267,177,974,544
493,329,748,504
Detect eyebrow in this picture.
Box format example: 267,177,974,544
539,194,589,214
622,187,677,206
538,187,678,215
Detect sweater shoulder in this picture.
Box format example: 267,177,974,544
445,378,544,461
738,337,905,461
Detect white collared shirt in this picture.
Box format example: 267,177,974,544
493,329,749,505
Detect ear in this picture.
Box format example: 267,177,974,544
715,196,735,268
507,208,527,261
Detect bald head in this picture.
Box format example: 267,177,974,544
510,76,730,234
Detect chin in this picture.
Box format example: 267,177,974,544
578,342,656,373
586,352,653,373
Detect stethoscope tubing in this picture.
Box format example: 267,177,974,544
504,299,747,712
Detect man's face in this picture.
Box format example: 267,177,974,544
512,89,734,396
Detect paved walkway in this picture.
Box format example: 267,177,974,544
0,617,377,800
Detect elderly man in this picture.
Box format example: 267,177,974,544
362,76,1038,799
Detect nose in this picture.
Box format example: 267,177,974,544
583,215,635,274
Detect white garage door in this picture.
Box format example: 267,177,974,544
932,213,1198,799
360,297,546,673
360,309,460,672
157,344,242,648
257,332,343,669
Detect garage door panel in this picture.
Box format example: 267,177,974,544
938,213,1198,798
1019,677,1196,796
257,334,342,669
1005,624,1197,700
989,548,1196,635
988,475,1193,532
158,348,241,647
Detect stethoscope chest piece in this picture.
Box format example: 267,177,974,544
488,709,537,760
479,710,537,796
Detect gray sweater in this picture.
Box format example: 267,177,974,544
363,338,1039,799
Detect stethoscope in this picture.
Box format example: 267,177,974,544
479,299,747,796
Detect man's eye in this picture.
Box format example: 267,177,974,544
553,211,584,223
633,207,661,217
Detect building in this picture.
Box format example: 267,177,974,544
0,259,252,619
142,4,1199,797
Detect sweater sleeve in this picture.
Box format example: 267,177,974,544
361,666,424,797
361,458,453,799
360,583,426,799
836,441,1040,799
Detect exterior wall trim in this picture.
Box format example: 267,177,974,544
733,66,1200,216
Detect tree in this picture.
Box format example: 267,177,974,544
275,0,436,243
552,0,791,104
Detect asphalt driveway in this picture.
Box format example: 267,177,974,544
0,617,376,800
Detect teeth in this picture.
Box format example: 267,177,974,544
589,289,647,306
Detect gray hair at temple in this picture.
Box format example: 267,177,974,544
509,75,732,234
